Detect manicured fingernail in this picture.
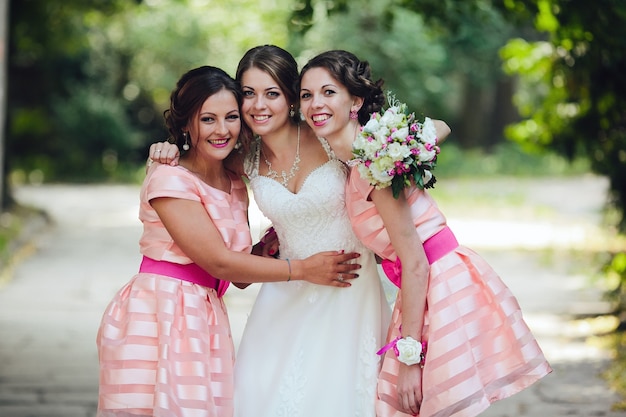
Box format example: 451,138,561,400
269,249,276,255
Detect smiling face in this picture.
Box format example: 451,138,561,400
299,67,363,144
240,67,292,137
185,88,241,163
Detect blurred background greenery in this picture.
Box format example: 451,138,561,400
2,0,626,405
5,0,623,201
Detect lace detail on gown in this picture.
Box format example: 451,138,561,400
245,136,364,258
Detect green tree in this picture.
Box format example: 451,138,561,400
288,0,517,149
7,0,141,191
498,0,626,230
5,0,295,195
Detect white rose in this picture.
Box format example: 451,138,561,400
416,143,437,162
362,140,382,158
390,126,409,141
382,113,405,128
379,108,397,126
363,118,380,133
396,336,423,366
418,117,438,146
353,134,367,149
387,142,411,160
370,158,394,186
373,155,394,173
357,164,376,185
373,126,390,143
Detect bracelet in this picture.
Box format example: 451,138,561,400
377,334,426,367
286,258,291,281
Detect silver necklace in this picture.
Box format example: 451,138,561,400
263,124,301,187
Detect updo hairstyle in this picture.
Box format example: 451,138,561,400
163,65,243,154
300,50,385,125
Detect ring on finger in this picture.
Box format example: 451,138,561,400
155,149,162,153
337,274,346,283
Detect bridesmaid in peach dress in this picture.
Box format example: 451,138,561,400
96,66,360,417
299,50,552,417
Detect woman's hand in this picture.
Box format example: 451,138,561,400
251,238,279,258
396,364,423,416
295,251,361,287
252,226,280,258
149,141,181,166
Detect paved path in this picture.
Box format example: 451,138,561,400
0,177,624,417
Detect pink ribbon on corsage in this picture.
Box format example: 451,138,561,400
376,333,427,364
376,334,403,357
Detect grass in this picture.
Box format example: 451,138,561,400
0,203,48,289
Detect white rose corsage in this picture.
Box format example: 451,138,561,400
376,333,427,367
351,93,440,198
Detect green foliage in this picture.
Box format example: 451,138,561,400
605,252,626,317
498,0,626,230
603,330,626,411
288,0,520,149
435,140,589,178
6,0,295,187
291,1,452,121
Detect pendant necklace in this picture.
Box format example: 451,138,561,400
263,124,301,187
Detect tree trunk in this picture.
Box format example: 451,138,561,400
0,0,8,210
487,76,518,149
457,78,487,148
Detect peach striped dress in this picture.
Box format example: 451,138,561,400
345,167,552,417
96,164,251,417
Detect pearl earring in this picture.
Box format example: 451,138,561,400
182,132,190,151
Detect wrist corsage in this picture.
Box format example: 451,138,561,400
351,93,440,199
377,334,427,367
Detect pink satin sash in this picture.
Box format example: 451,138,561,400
139,256,229,297
381,226,459,288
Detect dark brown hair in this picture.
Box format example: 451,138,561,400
300,50,385,125
236,45,300,123
164,66,243,153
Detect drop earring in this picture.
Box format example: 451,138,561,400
182,132,190,151
289,105,295,118
349,110,358,120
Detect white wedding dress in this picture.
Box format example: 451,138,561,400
234,137,391,417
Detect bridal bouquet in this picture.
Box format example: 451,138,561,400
351,94,440,198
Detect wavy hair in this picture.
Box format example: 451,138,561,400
236,45,300,123
300,50,385,125
163,66,244,154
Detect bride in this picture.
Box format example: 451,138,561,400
150,45,391,417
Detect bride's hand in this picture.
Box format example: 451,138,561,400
257,227,280,258
296,251,361,287
149,141,180,166
251,234,280,258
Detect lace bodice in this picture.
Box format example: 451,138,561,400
245,137,367,259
